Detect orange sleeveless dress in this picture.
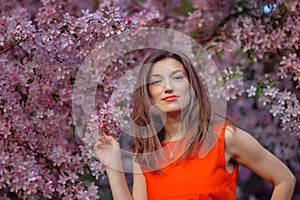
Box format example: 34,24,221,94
142,124,239,200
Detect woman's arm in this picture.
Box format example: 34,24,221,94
105,167,133,200
132,159,147,200
94,135,133,200
225,126,296,200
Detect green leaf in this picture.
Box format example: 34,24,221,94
237,0,251,9
230,72,244,78
97,84,104,89
68,124,76,142
78,173,97,183
181,0,195,16
295,49,300,57
247,56,253,63
190,31,200,37
245,50,254,63
212,36,220,42
217,50,224,57
256,82,267,97
256,86,263,97
221,74,227,85
26,77,34,84
271,81,281,86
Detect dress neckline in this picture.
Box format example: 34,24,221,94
161,138,188,145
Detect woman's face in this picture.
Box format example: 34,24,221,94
148,58,191,115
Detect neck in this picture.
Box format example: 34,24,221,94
163,114,184,142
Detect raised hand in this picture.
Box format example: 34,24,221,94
94,134,123,171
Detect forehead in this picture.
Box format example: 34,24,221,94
149,58,185,75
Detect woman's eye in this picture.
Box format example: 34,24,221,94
150,80,162,85
173,75,184,81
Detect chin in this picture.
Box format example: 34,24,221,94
156,102,189,114
164,107,182,114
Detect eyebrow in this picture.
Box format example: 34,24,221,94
149,69,186,78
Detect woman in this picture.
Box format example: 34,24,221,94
94,49,296,200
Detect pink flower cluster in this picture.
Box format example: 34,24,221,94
0,0,299,199
279,53,300,89
260,86,300,134
0,0,139,198
87,106,120,138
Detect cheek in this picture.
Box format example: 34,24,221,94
176,82,191,94
148,86,161,100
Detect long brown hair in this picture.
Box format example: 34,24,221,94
131,49,227,171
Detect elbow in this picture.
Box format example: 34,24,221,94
286,171,296,187
274,171,296,190
289,174,296,196
290,174,296,187
285,172,296,191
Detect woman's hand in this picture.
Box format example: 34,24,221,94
95,135,134,200
94,134,123,171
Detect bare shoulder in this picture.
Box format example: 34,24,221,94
224,125,281,166
224,124,235,141
223,124,237,154
224,125,248,145
224,125,263,161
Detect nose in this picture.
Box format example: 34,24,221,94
164,88,173,93
163,80,174,93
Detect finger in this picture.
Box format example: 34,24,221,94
95,138,111,150
95,139,104,146
94,141,103,150
103,134,116,143
103,134,120,147
98,136,106,143
94,139,108,149
98,135,105,140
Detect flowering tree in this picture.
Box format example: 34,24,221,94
0,0,299,199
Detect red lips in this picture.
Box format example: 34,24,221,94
162,95,178,102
